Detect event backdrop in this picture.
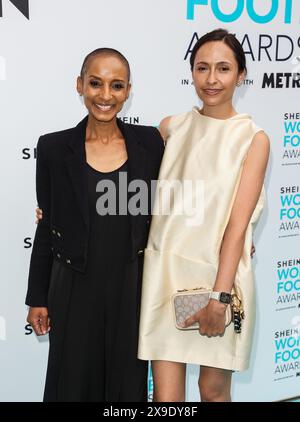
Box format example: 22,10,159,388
0,0,299,402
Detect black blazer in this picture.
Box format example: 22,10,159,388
26,116,164,307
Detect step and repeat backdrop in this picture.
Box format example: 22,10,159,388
0,0,299,402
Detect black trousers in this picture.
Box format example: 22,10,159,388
43,260,148,402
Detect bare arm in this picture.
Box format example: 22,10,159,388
213,131,270,293
184,131,270,335
158,116,172,143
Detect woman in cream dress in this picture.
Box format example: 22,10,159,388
138,29,270,402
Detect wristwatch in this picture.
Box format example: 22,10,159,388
210,291,231,305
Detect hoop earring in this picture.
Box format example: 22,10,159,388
237,80,243,87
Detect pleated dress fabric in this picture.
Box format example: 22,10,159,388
138,108,265,371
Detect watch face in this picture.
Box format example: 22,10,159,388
220,292,231,304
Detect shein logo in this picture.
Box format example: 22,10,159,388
0,0,29,19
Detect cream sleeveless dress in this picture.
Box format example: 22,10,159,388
138,107,265,371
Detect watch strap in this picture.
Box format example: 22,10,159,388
210,291,231,304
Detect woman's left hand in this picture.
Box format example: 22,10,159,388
183,300,227,337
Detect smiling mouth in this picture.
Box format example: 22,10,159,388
94,104,114,112
203,89,223,95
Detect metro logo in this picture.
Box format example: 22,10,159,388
187,0,294,24
0,0,29,19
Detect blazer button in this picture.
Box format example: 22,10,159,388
137,249,144,256
57,232,61,238
52,229,56,235
57,253,61,259
66,259,71,265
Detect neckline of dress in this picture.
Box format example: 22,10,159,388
193,106,251,122
86,159,128,175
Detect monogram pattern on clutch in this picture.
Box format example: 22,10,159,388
173,290,211,330
172,288,232,331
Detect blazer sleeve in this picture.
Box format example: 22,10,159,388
154,126,165,160
150,126,165,167
25,136,53,307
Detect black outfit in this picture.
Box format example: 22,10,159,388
26,116,164,402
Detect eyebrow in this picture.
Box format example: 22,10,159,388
88,75,126,82
195,61,232,66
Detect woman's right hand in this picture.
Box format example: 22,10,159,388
35,207,43,224
183,300,227,337
27,307,50,336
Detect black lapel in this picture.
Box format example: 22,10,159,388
64,116,148,249
65,116,89,228
117,118,147,187
117,119,148,256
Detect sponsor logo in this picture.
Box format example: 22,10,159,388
279,186,300,237
147,366,153,401
282,113,300,166
22,147,36,159
187,0,295,24
24,237,32,249
185,33,300,64
262,73,300,88
274,325,300,380
119,116,140,125
0,0,29,19
276,258,300,310
25,324,33,335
